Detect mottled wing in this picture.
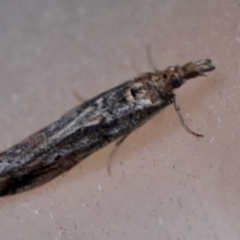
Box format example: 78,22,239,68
0,80,163,195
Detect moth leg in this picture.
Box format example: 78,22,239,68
71,90,86,102
146,45,160,72
173,95,203,137
107,134,130,175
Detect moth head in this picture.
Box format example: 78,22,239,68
167,59,216,87
151,59,215,97
166,66,185,89
155,66,185,93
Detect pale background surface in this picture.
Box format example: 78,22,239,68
0,0,239,239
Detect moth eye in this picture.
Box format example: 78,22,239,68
163,73,168,79
171,78,182,88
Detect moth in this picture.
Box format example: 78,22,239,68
0,59,215,196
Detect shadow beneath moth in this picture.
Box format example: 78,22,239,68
0,59,215,196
